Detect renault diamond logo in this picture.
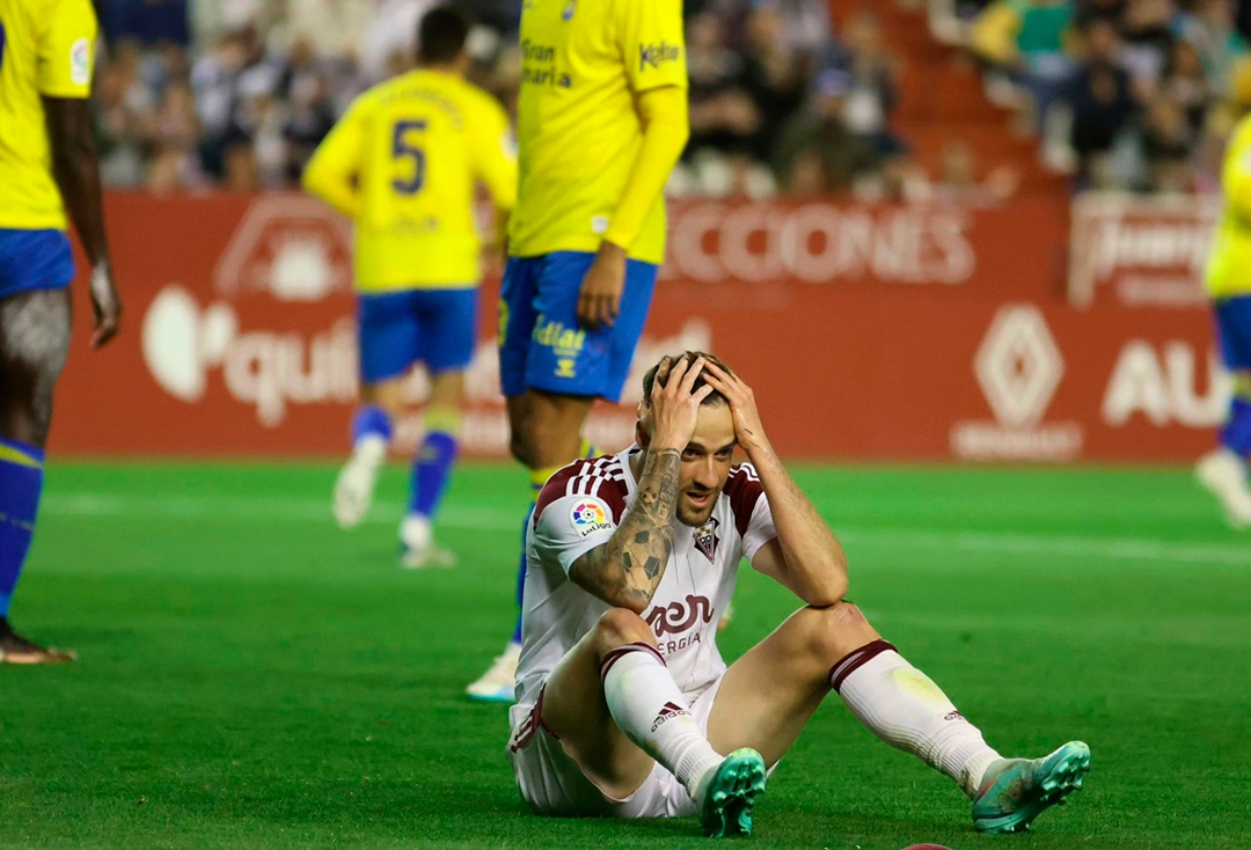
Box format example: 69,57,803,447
974,305,1064,428
951,304,1083,462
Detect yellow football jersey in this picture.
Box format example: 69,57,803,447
508,0,688,265
305,69,517,292
1207,114,1251,299
0,0,96,232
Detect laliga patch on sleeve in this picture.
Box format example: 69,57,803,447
70,38,92,86
569,498,614,539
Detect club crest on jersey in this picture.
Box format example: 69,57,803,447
562,0,576,21
694,518,719,561
570,498,613,538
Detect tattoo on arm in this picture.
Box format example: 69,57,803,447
570,449,681,610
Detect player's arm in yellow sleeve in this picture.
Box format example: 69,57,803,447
601,86,689,250
302,103,365,220
1222,120,1251,222
578,0,689,330
41,0,121,347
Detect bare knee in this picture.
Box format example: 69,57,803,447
509,426,534,467
511,413,574,469
592,608,657,659
797,601,880,662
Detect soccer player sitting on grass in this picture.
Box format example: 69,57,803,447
303,7,516,567
507,352,1090,837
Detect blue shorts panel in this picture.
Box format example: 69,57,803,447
357,287,479,384
498,252,658,403
1214,295,1251,371
0,229,75,300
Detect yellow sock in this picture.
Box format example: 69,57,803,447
529,465,563,504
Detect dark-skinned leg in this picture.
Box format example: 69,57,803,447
0,289,74,663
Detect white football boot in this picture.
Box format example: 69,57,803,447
1195,449,1251,529
333,435,387,529
465,642,521,703
399,515,456,569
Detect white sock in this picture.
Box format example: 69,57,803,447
833,640,1001,798
351,434,388,467
600,643,723,796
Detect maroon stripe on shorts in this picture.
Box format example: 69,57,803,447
599,642,666,683
534,683,560,740
829,639,898,692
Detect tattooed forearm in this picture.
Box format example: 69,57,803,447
570,448,681,611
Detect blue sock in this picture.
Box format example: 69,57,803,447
1221,396,1251,458
512,462,572,645
351,405,393,446
0,438,46,619
409,430,458,519
511,493,541,646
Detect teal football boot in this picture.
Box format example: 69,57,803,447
698,748,768,838
972,740,1091,834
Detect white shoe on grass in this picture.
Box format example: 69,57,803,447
1196,449,1251,529
399,515,456,569
333,437,386,529
466,642,521,703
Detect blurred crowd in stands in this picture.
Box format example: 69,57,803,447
92,0,1251,199
963,0,1251,192
93,0,930,199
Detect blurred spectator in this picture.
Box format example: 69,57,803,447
741,2,808,160
772,70,880,196
1118,0,1173,95
685,12,757,159
1140,96,1193,192
1176,0,1248,92
93,64,148,188
1161,39,1217,137
1068,19,1135,184
969,0,1076,132
360,0,437,81
931,138,1021,204
839,9,904,155
284,0,372,63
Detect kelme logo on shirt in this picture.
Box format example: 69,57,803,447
70,38,91,86
570,498,614,538
639,42,680,72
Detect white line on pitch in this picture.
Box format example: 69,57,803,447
40,492,1248,566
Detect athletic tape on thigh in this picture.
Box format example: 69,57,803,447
0,291,71,428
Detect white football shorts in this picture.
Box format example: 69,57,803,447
507,673,726,818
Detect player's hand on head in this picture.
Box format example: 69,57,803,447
576,241,627,330
650,355,714,452
702,361,768,453
89,263,122,349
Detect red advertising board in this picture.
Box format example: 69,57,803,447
50,193,1223,462
1068,193,1217,309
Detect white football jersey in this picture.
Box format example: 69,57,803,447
509,446,778,728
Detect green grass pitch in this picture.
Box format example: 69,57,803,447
2,461,1249,849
